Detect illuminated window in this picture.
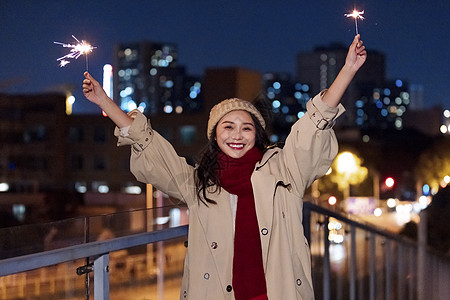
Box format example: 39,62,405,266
92,181,109,193
13,204,26,222
75,182,87,193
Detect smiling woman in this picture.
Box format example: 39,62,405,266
82,34,366,299
215,110,256,159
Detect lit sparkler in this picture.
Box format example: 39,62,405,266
54,35,96,71
58,60,70,67
344,10,365,35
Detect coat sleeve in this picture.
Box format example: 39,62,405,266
281,90,345,196
114,110,197,205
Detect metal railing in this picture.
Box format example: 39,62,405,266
0,203,449,299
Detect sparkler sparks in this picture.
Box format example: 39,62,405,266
54,35,96,70
58,60,70,67
345,10,365,35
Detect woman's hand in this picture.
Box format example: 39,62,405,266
82,72,108,106
345,34,367,73
82,71,134,128
322,35,367,107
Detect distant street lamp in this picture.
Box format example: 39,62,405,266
331,151,368,201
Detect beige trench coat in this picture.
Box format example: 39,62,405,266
116,91,345,299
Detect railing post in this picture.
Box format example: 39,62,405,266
385,239,391,300
369,232,376,300
397,243,404,300
417,210,427,300
323,216,330,300
349,225,356,300
94,254,110,300
408,246,414,300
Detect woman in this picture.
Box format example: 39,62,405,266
83,35,366,299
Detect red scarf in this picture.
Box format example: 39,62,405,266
217,147,268,300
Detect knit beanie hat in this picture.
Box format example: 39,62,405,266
207,98,266,140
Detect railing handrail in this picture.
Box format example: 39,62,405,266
0,224,188,277
304,202,414,244
304,201,450,260
1,202,448,300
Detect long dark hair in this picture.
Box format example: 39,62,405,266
195,114,270,205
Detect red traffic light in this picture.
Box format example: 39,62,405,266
385,177,395,188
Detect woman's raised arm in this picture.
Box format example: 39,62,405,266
322,34,367,108
82,72,134,128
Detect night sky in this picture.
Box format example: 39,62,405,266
1,0,449,114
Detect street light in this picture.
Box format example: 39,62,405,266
331,151,368,201
328,196,337,206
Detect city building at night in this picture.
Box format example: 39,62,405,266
261,72,311,142
114,41,203,115
297,43,386,128
355,79,410,131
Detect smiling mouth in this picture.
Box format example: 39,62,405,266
228,143,244,150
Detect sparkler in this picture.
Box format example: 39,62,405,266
344,10,365,35
54,35,96,71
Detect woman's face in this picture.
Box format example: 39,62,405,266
216,110,256,159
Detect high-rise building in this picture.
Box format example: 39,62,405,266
203,67,263,110
0,93,68,193
262,72,311,142
297,44,386,127
114,41,203,116
409,84,425,110
356,79,410,130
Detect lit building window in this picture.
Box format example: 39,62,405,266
98,185,109,194
13,204,26,222
164,105,173,113
75,182,87,193
124,185,142,194
272,100,280,108
92,181,109,193
0,182,9,192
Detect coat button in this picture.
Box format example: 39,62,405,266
261,228,269,235
296,278,302,286
211,242,218,249
226,285,232,292
184,240,188,248
204,273,210,280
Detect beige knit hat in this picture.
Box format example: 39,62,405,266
207,98,266,139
